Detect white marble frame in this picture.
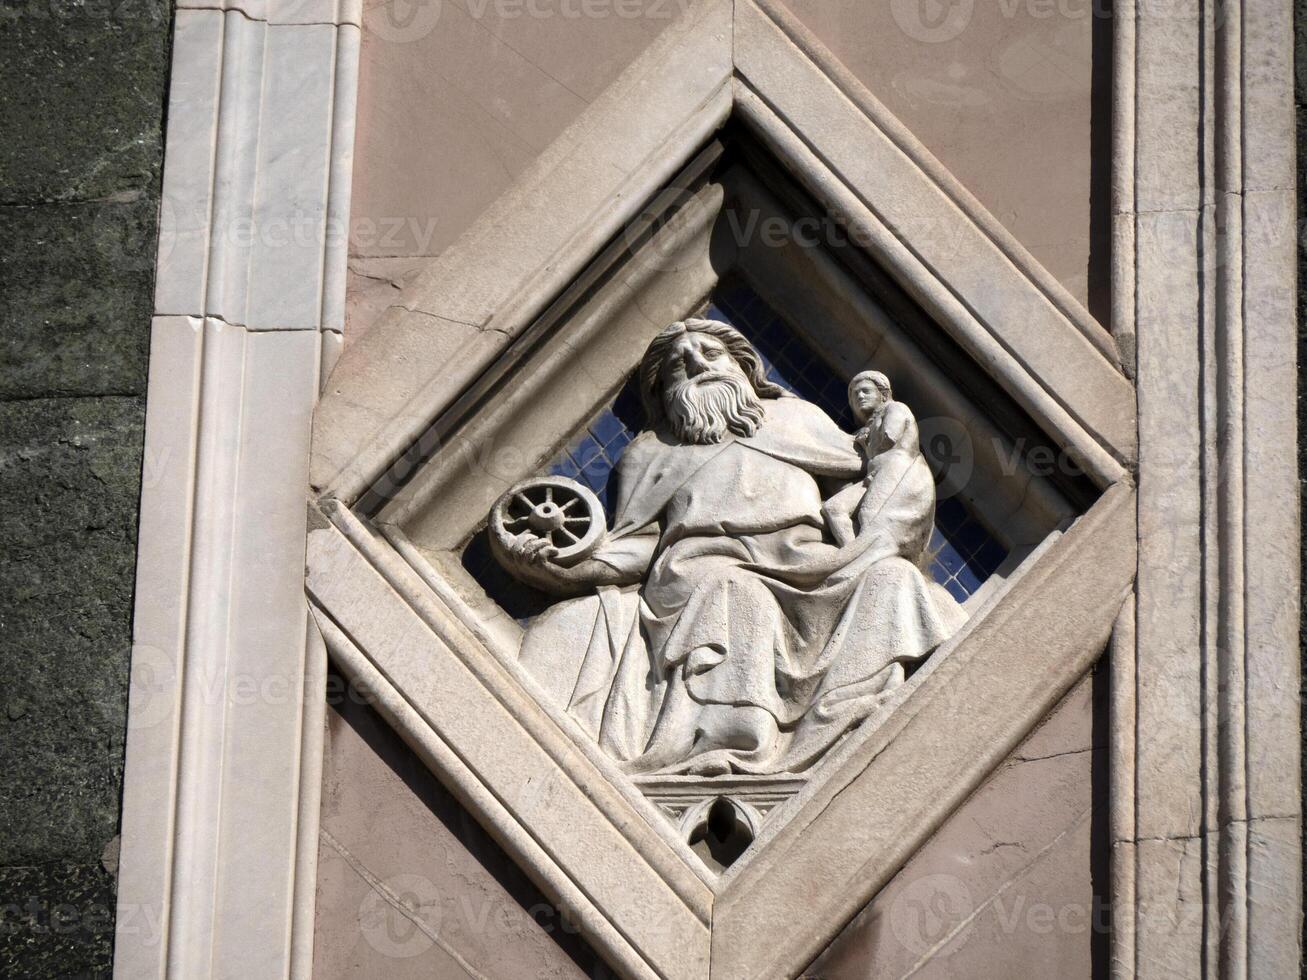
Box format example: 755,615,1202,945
304,1,1142,977
114,0,359,977
366,157,1082,661
117,0,1302,975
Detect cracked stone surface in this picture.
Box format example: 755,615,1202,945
312,671,613,979
803,668,1109,978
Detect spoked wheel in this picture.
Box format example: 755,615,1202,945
489,476,606,567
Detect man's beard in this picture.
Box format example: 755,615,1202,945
665,373,765,444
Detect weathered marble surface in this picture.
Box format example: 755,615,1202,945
312,672,611,979
778,0,1106,321
805,670,1107,979
112,1,361,974
345,0,677,344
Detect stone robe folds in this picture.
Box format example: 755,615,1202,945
520,398,966,775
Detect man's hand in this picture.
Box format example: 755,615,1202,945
496,532,595,595
508,534,559,567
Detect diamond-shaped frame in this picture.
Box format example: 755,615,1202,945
306,2,1138,976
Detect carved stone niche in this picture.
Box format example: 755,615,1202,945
319,128,1095,857
306,47,1136,971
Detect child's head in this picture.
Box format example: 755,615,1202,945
848,370,892,425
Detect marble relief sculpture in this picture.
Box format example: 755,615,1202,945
491,319,965,776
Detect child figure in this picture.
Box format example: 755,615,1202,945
821,371,934,565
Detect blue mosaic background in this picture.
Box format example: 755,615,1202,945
465,280,1008,611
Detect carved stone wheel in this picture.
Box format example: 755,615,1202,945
489,476,606,566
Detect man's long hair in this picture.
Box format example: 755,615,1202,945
639,319,788,433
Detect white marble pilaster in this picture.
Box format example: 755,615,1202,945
1116,0,1301,976
114,1,360,976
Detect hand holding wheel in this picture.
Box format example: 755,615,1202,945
489,476,606,570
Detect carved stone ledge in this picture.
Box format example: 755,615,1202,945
636,774,808,873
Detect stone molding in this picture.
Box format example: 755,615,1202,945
710,484,1136,978
1111,1,1302,977
732,0,1135,479
307,503,715,980
113,4,359,978
173,0,362,27
153,1,358,336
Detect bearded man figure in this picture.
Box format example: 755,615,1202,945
500,318,965,776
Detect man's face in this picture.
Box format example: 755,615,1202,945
660,332,747,392
849,375,885,422
657,329,764,444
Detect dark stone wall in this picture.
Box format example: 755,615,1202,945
0,0,171,974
